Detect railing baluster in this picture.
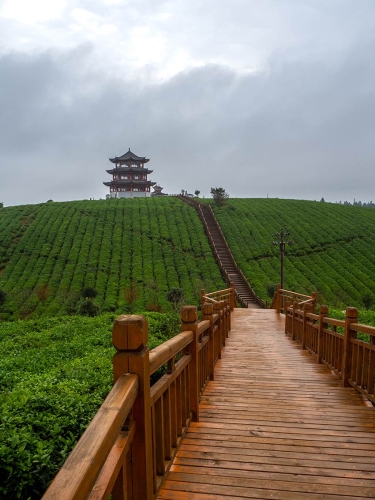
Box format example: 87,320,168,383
317,306,328,363
342,307,358,387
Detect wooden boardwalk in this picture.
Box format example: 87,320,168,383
158,308,375,500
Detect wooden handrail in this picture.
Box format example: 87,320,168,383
43,374,138,500
284,290,375,406
43,288,232,500
271,285,317,314
149,330,193,375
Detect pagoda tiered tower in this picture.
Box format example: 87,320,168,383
104,149,156,198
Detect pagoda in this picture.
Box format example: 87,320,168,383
104,149,156,198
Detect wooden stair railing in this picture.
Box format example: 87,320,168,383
273,285,375,404
42,288,232,500
178,196,265,308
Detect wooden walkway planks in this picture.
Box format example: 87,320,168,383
158,309,375,499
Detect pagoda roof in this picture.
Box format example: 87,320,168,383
103,180,156,187
106,167,153,175
109,148,150,164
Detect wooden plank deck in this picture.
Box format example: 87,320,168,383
158,308,375,499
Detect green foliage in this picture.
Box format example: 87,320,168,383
0,311,179,498
362,293,374,311
0,198,226,320
206,198,375,309
77,298,100,317
265,283,278,299
0,202,3,208
210,187,229,207
81,287,98,299
166,287,185,312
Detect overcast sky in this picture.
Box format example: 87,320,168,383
1,0,375,206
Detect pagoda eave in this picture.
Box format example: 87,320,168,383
103,181,156,187
106,168,153,175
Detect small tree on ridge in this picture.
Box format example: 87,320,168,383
210,187,229,207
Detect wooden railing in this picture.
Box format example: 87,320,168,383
270,284,316,314
273,286,375,405
43,290,232,500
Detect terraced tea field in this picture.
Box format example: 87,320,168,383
0,198,225,319
210,198,375,307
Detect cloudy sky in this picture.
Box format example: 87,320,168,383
1,0,374,206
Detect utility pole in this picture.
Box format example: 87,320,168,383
272,228,292,290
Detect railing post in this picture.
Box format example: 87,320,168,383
200,289,205,309
202,302,215,380
213,301,222,359
227,298,232,331
220,300,226,346
276,284,282,314
291,301,297,340
342,307,358,387
230,282,236,310
181,305,199,422
302,303,311,350
317,305,328,364
284,300,291,335
112,315,153,500
311,292,317,313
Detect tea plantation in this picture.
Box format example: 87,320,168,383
0,197,225,320
210,198,375,308
2,195,375,498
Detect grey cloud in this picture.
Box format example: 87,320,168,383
1,30,375,205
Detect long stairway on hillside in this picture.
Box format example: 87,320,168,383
180,197,264,308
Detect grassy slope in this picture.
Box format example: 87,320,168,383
0,198,225,319
210,198,375,308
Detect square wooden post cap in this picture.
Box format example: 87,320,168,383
112,315,148,351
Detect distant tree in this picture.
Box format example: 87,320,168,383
77,298,100,317
46,199,53,203
0,202,3,208
320,197,325,202
81,287,98,299
210,187,229,207
123,281,140,313
362,293,374,311
194,190,200,197
166,287,185,312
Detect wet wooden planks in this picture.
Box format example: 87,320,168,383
158,309,375,499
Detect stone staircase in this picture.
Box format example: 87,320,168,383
179,197,265,308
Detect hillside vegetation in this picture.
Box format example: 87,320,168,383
210,198,375,308
0,198,225,320
0,312,180,498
